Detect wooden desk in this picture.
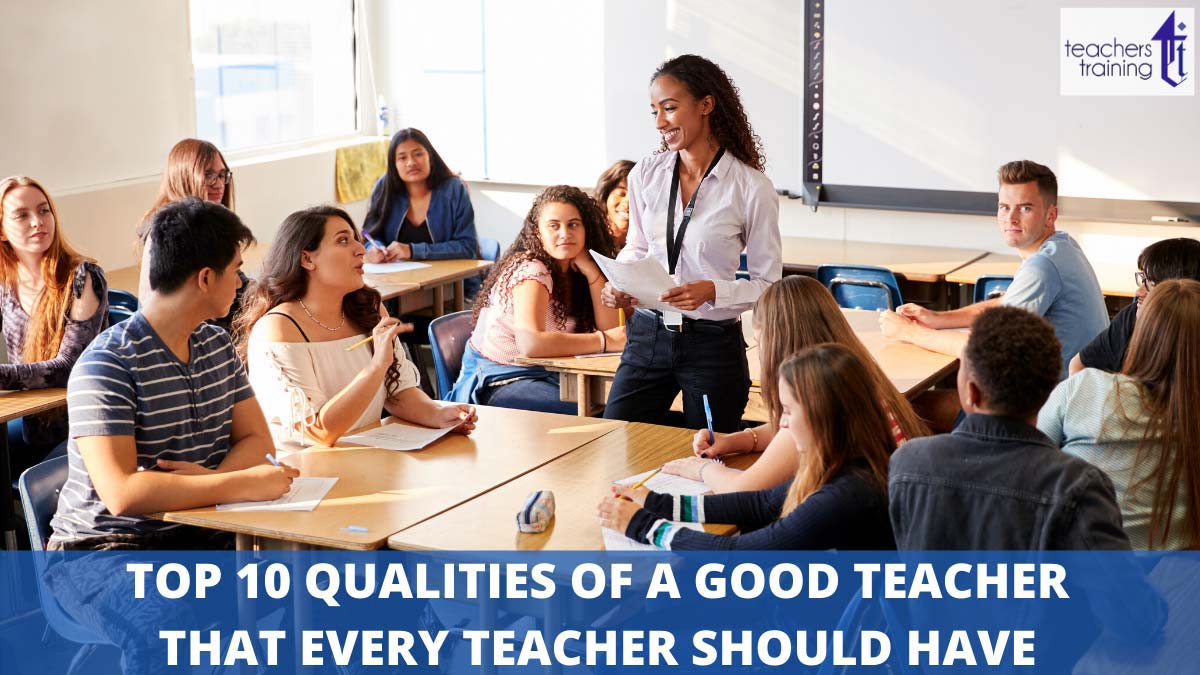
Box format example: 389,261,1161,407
160,407,623,550
388,422,757,551
946,252,1138,298
0,388,68,548
781,237,988,283
518,309,958,422
377,259,493,317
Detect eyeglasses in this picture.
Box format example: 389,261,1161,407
1133,271,1156,290
204,169,233,186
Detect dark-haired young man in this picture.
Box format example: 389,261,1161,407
888,306,1128,549
49,197,298,550
881,160,1108,379
1070,237,1200,374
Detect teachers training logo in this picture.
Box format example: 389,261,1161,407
1061,8,1193,96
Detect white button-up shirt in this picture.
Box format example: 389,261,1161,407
617,150,782,321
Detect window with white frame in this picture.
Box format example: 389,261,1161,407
189,0,358,152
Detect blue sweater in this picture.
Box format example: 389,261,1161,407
363,176,479,261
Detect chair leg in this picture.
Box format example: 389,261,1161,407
65,644,96,675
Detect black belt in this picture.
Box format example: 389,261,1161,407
643,308,740,330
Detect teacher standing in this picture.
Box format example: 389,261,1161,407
602,54,781,431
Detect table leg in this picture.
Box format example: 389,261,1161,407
576,375,592,417
1,425,17,550
453,280,465,312
433,284,446,318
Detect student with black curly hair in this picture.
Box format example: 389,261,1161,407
601,54,782,431
889,306,1129,550
448,185,624,413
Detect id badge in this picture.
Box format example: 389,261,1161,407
663,310,683,328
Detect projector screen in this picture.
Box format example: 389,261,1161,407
821,0,1199,210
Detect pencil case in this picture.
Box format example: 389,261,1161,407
516,490,555,534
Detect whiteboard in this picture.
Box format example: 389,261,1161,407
822,0,1200,205
0,0,196,192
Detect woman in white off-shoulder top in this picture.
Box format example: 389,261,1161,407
235,205,476,447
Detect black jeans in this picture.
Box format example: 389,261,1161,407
603,309,749,432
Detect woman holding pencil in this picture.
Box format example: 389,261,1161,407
235,205,476,448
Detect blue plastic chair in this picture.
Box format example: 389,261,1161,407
107,305,135,327
107,289,138,312
816,264,903,311
428,310,474,399
18,456,113,674
973,274,1014,303
479,237,501,262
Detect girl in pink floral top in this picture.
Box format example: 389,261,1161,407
449,186,625,413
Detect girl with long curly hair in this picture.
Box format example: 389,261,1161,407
235,206,475,448
601,54,782,431
0,176,107,472
447,185,624,413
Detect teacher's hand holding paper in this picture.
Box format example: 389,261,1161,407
601,281,638,309
660,280,716,311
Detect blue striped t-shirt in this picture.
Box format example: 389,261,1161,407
48,313,254,547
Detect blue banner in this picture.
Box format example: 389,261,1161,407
1,551,1195,673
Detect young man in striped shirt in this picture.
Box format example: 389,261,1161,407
48,197,297,550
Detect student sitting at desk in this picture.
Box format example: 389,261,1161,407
448,185,624,414
661,276,927,492
236,205,476,447
48,197,298,551
0,176,107,475
889,306,1129,549
1039,279,1200,550
598,344,895,550
136,138,247,332
363,128,481,297
880,160,1107,379
593,159,635,251
1070,237,1200,375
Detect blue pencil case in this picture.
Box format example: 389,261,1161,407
516,490,555,534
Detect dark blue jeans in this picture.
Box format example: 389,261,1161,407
480,375,577,415
603,310,749,432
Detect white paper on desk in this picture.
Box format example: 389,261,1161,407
602,523,703,551
217,477,337,512
342,424,453,451
590,251,702,319
363,261,431,274
616,469,714,496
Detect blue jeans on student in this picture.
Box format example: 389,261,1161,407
479,376,577,415
603,309,749,432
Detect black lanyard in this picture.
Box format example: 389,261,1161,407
666,148,725,275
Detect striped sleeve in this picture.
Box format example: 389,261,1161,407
67,349,136,438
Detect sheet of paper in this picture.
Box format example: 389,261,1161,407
601,523,703,551
574,352,616,359
362,261,431,275
590,251,702,319
616,469,713,496
342,424,454,452
217,477,337,512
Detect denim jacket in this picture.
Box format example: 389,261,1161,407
888,413,1131,550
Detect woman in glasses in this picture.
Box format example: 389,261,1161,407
137,138,246,330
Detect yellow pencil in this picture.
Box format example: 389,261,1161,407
629,467,661,490
344,335,374,352
618,309,625,328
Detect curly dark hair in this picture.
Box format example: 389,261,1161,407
472,185,616,333
963,306,1062,418
652,54,765,172
233,205,407,397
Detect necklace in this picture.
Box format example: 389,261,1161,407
299,300,345,332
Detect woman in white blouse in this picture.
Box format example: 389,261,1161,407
236,206,476,447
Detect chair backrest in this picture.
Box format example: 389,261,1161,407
816,264,903,311
18,456,109,646
428,310,475,399
479,237,502,262
107,288,139,312
108,305,136,327
973,274,1014,304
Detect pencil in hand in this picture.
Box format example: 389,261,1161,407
344,335,375,352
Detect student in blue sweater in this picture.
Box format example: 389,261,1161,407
597,343,896,550
363,127,481,295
